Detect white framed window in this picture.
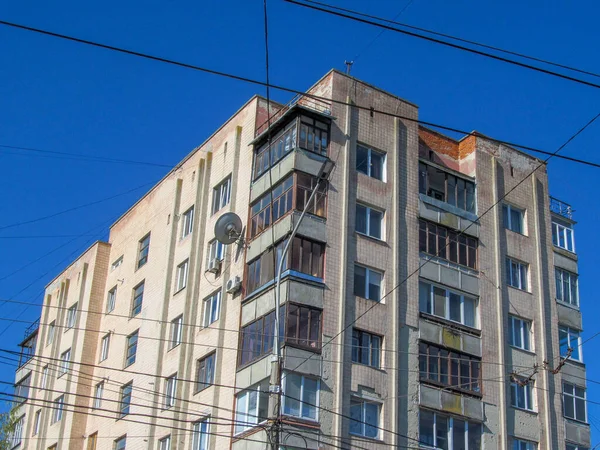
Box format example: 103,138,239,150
164,374,177,409
158,436,171,450
66,303,78,329
41,366,48,389
555,268,579,307
513,439,537,450
511,378,535,411
353,265,382,302
559,326,582,362
419,409,482,448
207,239,225,262
503,204,525,234
356,144,386,181
212,176,232,214
508,316,532,351
10,415,23,447
175,259,189,292
93,381,104,409
111,255,123,270
552,219,575,252
282,372,319,420
138,233,151,268
203,291,221,326
100,333,110,362
14,374,30,403
351,329,381,368
169,316,183,349
419,280,478,328
350,398,381,439
53,395,64,423
234,380,269,435
563,383,587,422
107,286,117,313
47,321,55,346
114,436,126,450
507,258,528,291
566,444,589,450
59,349,71,376
33,409,41,435
192,418,210,450
356,203,384,240
181,206,194,239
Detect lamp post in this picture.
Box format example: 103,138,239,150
270,157,335,449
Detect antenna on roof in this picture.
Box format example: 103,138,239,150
344,60,354,74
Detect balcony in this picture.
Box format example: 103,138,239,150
550,196,573,220
18,319,38,368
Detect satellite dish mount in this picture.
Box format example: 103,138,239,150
214,212,244,246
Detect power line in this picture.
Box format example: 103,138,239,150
284,0,600,90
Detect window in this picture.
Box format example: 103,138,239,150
419,220,478,269
41,366,48,389
207,239,224,263
353,265,382,301
420,409,482,449
552,219,575,252
107,286,117,313
296,172,327,217
419,281,478,328
125,331,139,367
164,374,177,409
10,415,23,447
66,303,78,329
53,395,64,423
119,383,132,418
114,436,126,450
59,349,71,376
87,433,98,450
131,281,145,317
555,268,579,307
47,321,55,346
567,444,589,450
511,378,534,411
170,316,183,349
356,204,384,240
356,145,385,181
508,316,532,351
175,260,189,292
282,372,319,420
212,176,231,214
100,333,110,361
14,374,30,403
33,410,41,436
235,381,269,434
563,383,587,422
181,206,194,238
503,204,525,234
253,121,297,179
93,381,104,409
111,256,123,270
196,353,215,392
419,162,476,213
352,329,381,368
349,398,380,438
203,291,221,327
49,445,57,450
513,440,536,450
506,258,528,290
137,233,151,268
239,310,277,366
246,237,325,293
419,342,481,394
298,115,329,155
159,436,171,450
285,304,322,350
192,418,210,450
559,326,582,362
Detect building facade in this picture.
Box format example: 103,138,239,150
10,70,589,449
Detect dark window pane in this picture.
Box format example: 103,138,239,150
356,146,369,175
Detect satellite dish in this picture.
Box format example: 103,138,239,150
214,212,243,245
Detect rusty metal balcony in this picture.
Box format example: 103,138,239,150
549,196,573,220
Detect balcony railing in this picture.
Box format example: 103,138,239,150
549,196,573,220
23,318,39,342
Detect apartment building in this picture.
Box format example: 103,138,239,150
10,70,589,450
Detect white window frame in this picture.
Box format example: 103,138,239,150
349,398,381,439
355,203,384,240
212,176,232,214
10,415,23,447
14,374,30,403
175,259,189,292
513,439,537,450
93,381,104,410
207,239,225,262
563,382,587,423
503,204,525,234
47,321,55,346
419,410,482,449
354,265,383,302
164,375,177,409
566,444,589,450
170,316,183,349
66,303,78,329
41,366,48,389
552,219,575,252
419,281,479,328
234,381,269,435
508,315,532,351
111,255,123,270
203,291,221,327
107,286,117,313
192,418,210,450
158,436,171,450
59,349,71,376
510,379,535,411
53,395,64,423
181,206,194,239
100,333,110,362
281,372,319,421
555,268,579,307
559,325,583,362
33,409,41,435
356,144,386,181
507,258,528,291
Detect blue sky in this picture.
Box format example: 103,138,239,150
1,0,599,440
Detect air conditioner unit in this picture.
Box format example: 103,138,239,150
226,276,242,294
206,258,222,274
